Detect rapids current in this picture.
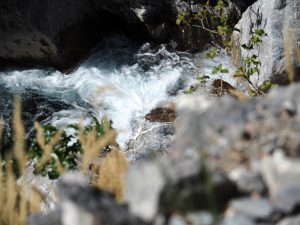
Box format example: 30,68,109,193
0,34,235,157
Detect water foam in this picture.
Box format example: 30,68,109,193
0,36,196,148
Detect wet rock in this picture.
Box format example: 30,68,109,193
0,0,257,71
0,0,108,71
0,0,176,71
126,122,175,162
229,197,274,221
277,215,300,225
145,107,176,123
232,0,300,85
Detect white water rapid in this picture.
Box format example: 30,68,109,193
0,35,236,153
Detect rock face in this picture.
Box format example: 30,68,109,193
232,0,300,86
0,0,256,71
0,0,175,71
0,0,107,71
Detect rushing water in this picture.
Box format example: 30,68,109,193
0,34,236,154
0,35,197,150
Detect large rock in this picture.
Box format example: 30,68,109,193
176,83,300,171
0,0,109,71
0,0,257,71
28,172,149,225
232,0,300,86
0,0,176,71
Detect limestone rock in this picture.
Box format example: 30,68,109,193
232,0,300,85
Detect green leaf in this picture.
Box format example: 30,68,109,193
220,68,229,73
242,44,253,50
212,67,219,74
197,75,210,81
255,29,267,36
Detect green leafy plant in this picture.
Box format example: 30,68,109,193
234,29,270,95
176,1,275,96
183,86,197,95
197,75,210,82
177,0,232,49
212,63,229,75
176,11,191,26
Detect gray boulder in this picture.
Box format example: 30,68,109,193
175,83,300,169
232,0,300,86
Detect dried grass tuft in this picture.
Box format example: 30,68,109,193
0,98,129,225
97,147,128,201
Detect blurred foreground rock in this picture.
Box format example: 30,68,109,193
28,83,300,225
29,172,149,225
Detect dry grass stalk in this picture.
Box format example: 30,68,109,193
0,99,129,224
97,147,128,201
0,120,4,150
13,97,26,174
80,117,117,173
0,99,42,225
